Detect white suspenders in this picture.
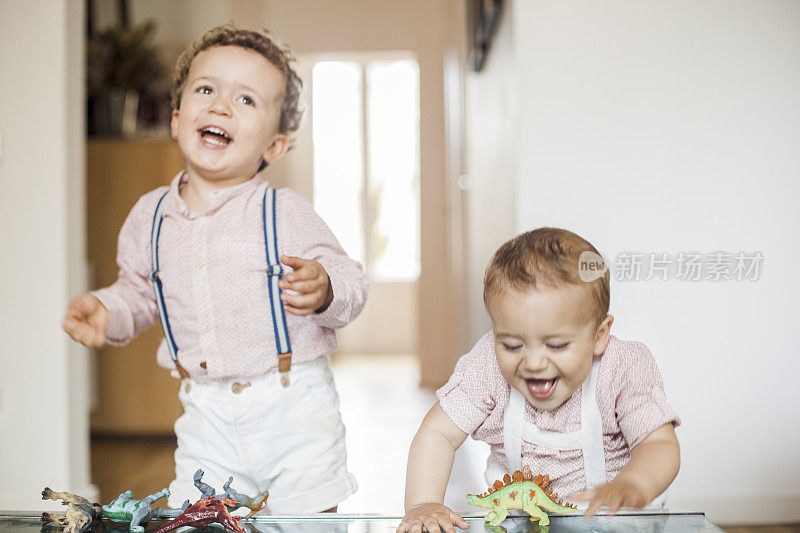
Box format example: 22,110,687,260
149,185,293,386
490,358,607,490
487,356,668,509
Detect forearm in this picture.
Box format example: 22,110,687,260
404,428,457,511
92,277,158,345
404,403,468,512
618,423,680,502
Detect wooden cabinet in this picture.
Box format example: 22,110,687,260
87,138,184,434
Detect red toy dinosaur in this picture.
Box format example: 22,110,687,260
153,497,244,533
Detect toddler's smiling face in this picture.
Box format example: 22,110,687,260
171,45,288,184
488,283,613,411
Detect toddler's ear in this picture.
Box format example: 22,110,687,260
262,134,290,164
171,109,180,140
593,315,614,356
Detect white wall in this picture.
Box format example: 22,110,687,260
463,0,799,525
463,2,518,348
0,0,93,510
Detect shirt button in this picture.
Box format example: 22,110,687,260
199,361,207,369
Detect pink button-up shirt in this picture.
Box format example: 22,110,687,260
437,333,679,497
93,172,368,380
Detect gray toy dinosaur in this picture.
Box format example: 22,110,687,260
192,469,270,518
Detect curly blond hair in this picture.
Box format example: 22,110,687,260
171,24,303,139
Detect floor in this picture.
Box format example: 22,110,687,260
91,353,800,532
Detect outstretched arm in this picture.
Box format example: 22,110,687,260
398,402,470,533
71,192,163,346
575,422,680,517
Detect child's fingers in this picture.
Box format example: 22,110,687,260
449,511,469,530
439,518,461,533
604,493,623,516
68,322,105,348
584,494,604,519
570,490,592,501
79,324,106,348
63,317,95,342
62,314,83,334
86,329,107,348
406,521,423,533
282,304,312,316
281,291,321,310
421,518,442,533
279,278,322,295
438,523,455,533
282,267,324,285
280,255,309,271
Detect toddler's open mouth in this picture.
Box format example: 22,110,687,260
526,377,558,400
199,126,232,147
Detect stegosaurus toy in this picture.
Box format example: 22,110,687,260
467,467,578,526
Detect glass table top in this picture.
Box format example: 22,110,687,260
0,511,724,533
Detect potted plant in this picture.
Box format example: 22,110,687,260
87,20,167,137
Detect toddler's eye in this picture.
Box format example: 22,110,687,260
197,85,213,95
547,343,568,351
239,95,255,106
503,343,523,352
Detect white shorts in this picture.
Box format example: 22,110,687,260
167,356,357,513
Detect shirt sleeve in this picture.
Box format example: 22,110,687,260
91,191,163,345
436,332,498,435
278,188,369,330
614,341,680,449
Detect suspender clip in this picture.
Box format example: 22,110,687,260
174,359,189,380
278,352,292,373
278,352,292,387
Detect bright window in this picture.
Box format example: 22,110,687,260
312,57,420,282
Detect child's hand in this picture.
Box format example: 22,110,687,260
572,476,650,518
278,255,334,315
573,423,679,519
397,503,468,533
63,294,109,348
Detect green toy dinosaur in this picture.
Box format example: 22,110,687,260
467,467,578,526
99,488,184,532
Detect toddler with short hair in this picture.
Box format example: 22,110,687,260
399,227,679,532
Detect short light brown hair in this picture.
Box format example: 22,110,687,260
483,228,610,325
171,24,303,139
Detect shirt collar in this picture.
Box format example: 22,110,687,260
168,170,268,218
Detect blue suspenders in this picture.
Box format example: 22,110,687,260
149,185,293,386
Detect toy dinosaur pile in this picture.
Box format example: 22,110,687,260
467,467,578,526
41,469,269,533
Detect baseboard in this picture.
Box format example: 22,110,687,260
669,495,800,525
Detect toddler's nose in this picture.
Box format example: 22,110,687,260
210,95,232,116
521,351,549,373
